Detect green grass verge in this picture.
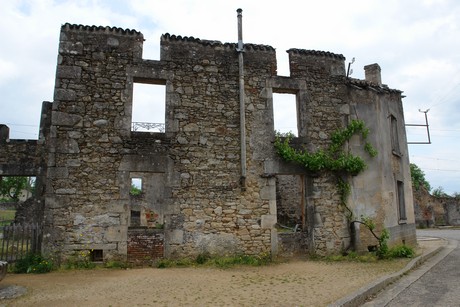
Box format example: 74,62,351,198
156,253,272,269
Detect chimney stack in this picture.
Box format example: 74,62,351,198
364,63,382,86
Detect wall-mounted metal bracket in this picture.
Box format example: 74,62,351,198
406,109,431,144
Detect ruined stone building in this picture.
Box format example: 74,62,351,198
413,186,460,228
0,22,416,263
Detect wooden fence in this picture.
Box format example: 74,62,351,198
0,223,42,262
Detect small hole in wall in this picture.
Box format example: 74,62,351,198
90,249,103,262
402,239,406,245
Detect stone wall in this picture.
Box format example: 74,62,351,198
0,138,41,177
277,232,308,257
0,107,49,225
158,35,277,258
413,186,460,227
1,22,417,262
42,24,144,260
276,175,303,228
127,228,164,265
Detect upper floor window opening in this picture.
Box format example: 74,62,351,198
273,93,298,137
390,115,401,155
132,82,166,133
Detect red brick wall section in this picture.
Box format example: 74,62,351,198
127,228,164,265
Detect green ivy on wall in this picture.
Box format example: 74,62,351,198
274,119,377,176
274,119,387,254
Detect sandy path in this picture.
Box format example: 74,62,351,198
2,258,411,307
0,240,442,307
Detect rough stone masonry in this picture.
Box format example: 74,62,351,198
0,22,416,264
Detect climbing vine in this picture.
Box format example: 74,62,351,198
356,216,390,259
274,119,389,255
274,119,377,176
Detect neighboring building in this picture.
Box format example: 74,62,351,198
0,23,416,263
413,186,460,227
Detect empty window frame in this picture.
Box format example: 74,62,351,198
390,115,401,155
132,82,166,132
130,177,143,196
273,93,298,136
0,176,36,201
397,180,407,221
130,210,141,227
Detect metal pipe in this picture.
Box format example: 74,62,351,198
424,110,431,144
237,8,246,190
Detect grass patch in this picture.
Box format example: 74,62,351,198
156,258,195,268
0,209,16,220
325,251,378,262
156,252,272,269
0,209,15,226
63,250,96,270
323,245,415,262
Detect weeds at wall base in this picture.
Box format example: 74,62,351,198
12,253,54,274
321,244,415,262
155,252,272,269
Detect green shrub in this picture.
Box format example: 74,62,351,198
325,251,378,262
387,245,415,258
64,250,96,269
130,185,142,196
195,253,210,265
155,258,194,268
13,253,53,274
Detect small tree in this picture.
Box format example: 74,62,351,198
0,176,28,201
432,186,448,198
410,163,431,191
130,184,142,196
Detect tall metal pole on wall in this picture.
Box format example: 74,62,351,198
237,8,246,190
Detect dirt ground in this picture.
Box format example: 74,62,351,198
0,240,441,307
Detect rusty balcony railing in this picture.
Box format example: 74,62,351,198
131,122,165,132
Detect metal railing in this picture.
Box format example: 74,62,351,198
131,122,165,132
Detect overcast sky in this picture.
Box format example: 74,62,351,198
1,0,459,194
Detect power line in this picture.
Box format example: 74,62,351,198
422,168,460,172
411,155,459,162
428,78,460,109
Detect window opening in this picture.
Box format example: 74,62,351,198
90,249,103,262
0,176,36,202
397,180,407,221
273,93,298,136
130,177,142,196
390,115,401,155
132,83,166,132
130,210,141,227
276,51,290,77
